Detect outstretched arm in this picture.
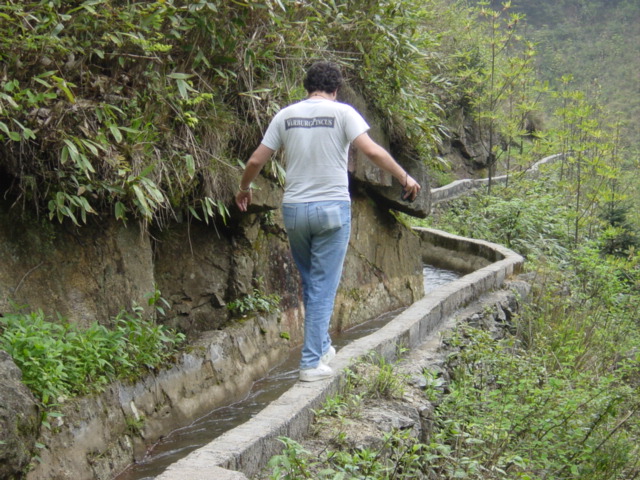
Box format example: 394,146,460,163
352,132,421,201
235,143,275,212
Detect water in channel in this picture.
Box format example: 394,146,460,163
115,264,460,480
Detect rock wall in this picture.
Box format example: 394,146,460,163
439,107,492,178
0,201,155,328
0,87,429,339
0,351,40,479
0,189,425,340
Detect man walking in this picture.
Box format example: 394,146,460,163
236,61,420,382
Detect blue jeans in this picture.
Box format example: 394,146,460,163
282,201,351,370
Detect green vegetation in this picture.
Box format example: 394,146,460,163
511,0,640,148
266,355,418,479
263,194,640,478
2,1,634,219
267,430,426,480
348,352,408,400
226,288,281,318
0,303,185,407
417,169,640,477
432,326,638,479
471,1,639,149
458,2,540,191
0,0,476,226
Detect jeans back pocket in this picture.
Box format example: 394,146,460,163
282,204,297,231
317,205,342,234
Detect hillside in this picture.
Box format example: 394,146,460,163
511,0,640,148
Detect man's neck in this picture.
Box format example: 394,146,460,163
308,91,337,101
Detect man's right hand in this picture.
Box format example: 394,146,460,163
402,174,421,201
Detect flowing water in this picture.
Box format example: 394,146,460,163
115,265,460,480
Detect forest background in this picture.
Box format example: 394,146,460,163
1,0,639,478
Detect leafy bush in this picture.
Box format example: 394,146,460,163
267,431,425,480
409,163,640,479
420,178,573,261
522,243,640,373
0,0,253,226
431,326,639,480
226,289,281,318
266,319,640,480
0,305,185,406
346,352,407,400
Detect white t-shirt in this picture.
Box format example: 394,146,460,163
261,98,370,203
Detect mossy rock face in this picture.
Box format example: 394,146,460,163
0,210,155,330
0,351,40,478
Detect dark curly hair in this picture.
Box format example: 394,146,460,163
303,61,344,94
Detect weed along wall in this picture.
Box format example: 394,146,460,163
24,312,291,480
154,228,525,479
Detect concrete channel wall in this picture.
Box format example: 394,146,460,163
430,153,563,205
157,227,525,480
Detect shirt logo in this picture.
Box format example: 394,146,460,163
285,117,335,130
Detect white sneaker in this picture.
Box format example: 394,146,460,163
299,363,334,382
320,346,336,366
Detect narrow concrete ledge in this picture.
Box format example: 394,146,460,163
157,228,524,480
430,153,563,206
